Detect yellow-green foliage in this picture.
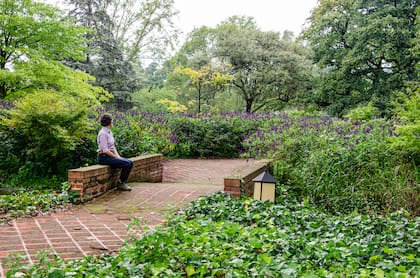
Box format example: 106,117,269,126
4,58,110,105
1,58,111,161
174,66,233,112
344,102,380,121
390,90,420,162
2,90,94,158
174,66,233,88
156,98,188,113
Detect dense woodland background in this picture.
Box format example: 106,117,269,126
0,0,418,114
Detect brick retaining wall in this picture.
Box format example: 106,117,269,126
224,160,271,198
68,154,163,200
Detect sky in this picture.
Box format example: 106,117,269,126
173,0,319,37
43,0,319,37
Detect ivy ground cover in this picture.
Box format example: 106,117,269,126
7,192,419,277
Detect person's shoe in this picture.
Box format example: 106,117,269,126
118,183,132,191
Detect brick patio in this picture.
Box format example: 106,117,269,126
0,158,256,277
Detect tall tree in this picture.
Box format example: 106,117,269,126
215,16,312,112
65,0,178,108
140,61,168,91
303,0,419,116
163,26,226,113
108,0,179,63
0,0,87,98
65,0,138,108
170,26,216,69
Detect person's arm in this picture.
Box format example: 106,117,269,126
104,150,119,158
113,149,121,157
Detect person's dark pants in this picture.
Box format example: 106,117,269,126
98,154,133,184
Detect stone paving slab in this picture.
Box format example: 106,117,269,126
0,158,256,277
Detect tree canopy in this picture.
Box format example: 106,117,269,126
0,0,88,98
175,65,233,113
64,0,178,108
303,0,419,116
215,17,312,112
166,17,312,113
108,0,179,63
2,0,417,117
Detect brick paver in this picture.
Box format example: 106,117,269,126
0,158,256,277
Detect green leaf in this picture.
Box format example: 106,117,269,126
48,269,65,278
384,247,395,255
369,253,382,264
258,253,271,264
407,254,416,260
396,266,407,272
186,265,196,277
373,268,385,278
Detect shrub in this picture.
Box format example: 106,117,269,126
0,128,22,184
344,102,380,121
100,110,258,158
108,111,175,157
274,135,418,214
1,107,417,215
168,114,255,157
131,88,185,113
1,91,96,179
390,90,420,164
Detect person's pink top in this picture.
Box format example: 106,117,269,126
97,127,116,153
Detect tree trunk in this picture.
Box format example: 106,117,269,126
0,60,6,99
0,83,6,99
198,89,201,113
246,98,253,113
198,83,202,113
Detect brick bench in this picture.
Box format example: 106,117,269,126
68,154,163,200
224,159,272,198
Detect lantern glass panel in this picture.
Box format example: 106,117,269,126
261,182,275,202
253,182,262,200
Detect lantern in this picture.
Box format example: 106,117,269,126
252,171,277,203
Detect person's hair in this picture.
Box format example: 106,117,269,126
100,114,112,126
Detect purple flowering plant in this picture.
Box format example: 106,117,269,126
101,109,418,214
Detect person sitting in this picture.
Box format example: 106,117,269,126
97,114,133,191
